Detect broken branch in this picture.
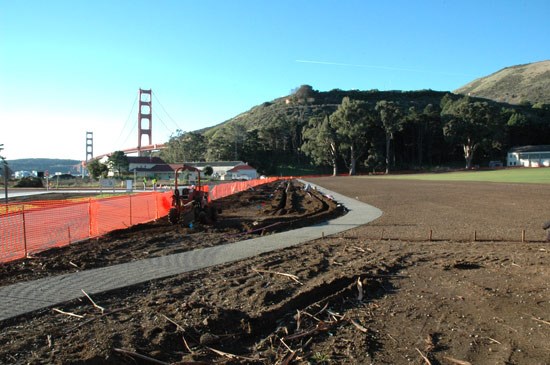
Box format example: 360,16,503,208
161,314,185,331
357,277,364,301
113,348,169,365
81,289,105,314
443,356,472,365
67,306,132,333
532,317,550,326
251,268,302,285
206,346,260,361
52,308,84,319
416,348,432,365
350,319,368,333
284,322,330,341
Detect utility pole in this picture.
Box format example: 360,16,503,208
0,144,8,204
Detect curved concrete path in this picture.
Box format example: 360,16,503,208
0,181,382,321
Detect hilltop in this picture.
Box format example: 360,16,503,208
454,60,550,105
162,80,550,175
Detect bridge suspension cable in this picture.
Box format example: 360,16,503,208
115,93,138,148
152,91,182,132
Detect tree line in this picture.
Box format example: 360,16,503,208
159,85,550,175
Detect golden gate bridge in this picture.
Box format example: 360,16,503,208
89,88,170,161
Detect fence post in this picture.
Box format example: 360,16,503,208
129,194,133,226
156,194,160,220
88,198,92,237
22,205,28,258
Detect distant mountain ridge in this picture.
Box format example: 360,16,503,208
454,60,550,105
6,158,81,174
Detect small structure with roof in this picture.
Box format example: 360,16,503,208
507,145,550,167
186,161,258,180
225,163,258,180
127,156,176,180
168,164,200,185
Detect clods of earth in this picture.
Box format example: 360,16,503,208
0,177,549,365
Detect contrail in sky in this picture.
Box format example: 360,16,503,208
295,59,473,76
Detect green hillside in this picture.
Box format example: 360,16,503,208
203,87,448,138
6,158,81,174
454,60,550,106
160,83,550,176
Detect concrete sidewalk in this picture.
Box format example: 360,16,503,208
0,181,382,321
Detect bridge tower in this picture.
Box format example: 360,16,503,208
85,131,94,161
137,89,152,156
83,131,93,177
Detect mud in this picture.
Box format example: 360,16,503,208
0,180,343,287
0,177,548,365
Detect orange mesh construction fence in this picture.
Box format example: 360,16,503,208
0,192,173,263
209,177,281,200
0,178,282,263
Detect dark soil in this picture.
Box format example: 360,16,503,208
0,177,549,365
0,180,342,287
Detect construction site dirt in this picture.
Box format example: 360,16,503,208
0,177,549,365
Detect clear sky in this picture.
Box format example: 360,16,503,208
1,0,549,161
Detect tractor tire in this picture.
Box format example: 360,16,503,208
168,208,180,225
197,210,209,224
208,205,218,222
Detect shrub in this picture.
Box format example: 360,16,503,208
15,177,44,188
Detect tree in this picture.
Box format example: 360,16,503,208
206,127,235,161
108,151,129,176
291,84,317,102
330,97,376,175
405,104,442,167
161,130,206,163
375,100,403,174
231,124,248,160
441,95,503,169
87,159,108,180
202,165,213,177
302,113,339,176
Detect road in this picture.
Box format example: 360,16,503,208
0,188,158,201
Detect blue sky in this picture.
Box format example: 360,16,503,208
1,0,549,161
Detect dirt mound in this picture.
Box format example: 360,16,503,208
0,177,548,365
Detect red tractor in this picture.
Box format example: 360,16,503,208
168,166,219,226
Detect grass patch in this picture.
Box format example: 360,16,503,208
361,168,550,184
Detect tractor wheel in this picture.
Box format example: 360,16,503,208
168,208,180,225
208,205,218,222
197,210,209,224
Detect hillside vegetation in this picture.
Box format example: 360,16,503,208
161,84,550,175
454,60,550,106
6,158,81,175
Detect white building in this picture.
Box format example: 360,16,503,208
100,156,187,181
187,161,258,180
14,170,32,179
168,164,200,185
507,145,550,167
225,164,258,180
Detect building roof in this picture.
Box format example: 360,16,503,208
188,161,245,168
227,164,256,173
169,164,200,172
508,145,550,153
132,164,174,173
127,156,166,164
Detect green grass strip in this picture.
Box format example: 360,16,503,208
360,168,550,184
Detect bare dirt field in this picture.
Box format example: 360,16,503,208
0,177,549,365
